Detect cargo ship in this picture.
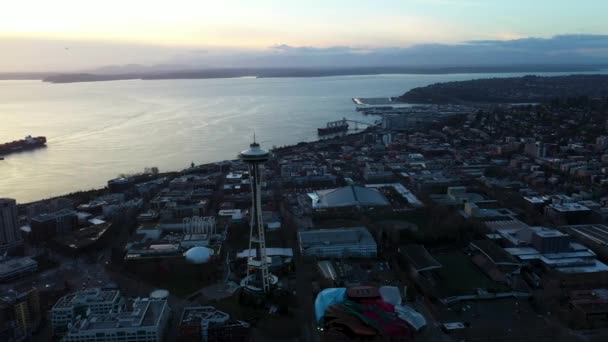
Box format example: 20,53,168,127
318,119,349,135
0,135,47,156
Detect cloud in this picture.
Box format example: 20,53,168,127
2,34,608,72
269,44,368,55
249,35,608,67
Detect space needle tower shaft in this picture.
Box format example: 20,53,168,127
239,138,271,293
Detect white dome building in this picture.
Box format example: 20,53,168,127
184,246,213,264
150,289,170,300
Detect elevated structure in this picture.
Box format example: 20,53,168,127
239,138,273,293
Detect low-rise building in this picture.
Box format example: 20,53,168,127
0,257,37,282
179,306,250,341
298,227,377,258
63,298,169,342
51,288,124,334
544,202,592,224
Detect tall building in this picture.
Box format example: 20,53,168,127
0,198,22,252
50,288,124,334
524,141,547,158
30,209,78,242
0,287,41,341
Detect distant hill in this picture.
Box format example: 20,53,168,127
0,72,60,80
397,74,608,104
39,65,605,84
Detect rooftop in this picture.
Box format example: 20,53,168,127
309,185,389,209
0,257,37,277
32,209,76,222
67,298,167,332
299,227,376,247
180,306,230,325
54,222,112,249
547,202,592,212
564,224,608,245
53,288,121,309
470,240,519,265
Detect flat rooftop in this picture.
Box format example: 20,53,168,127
53,288,120,309
32,209,76,222
366,183,424,207
530,226,567,237
523,196,550,204
485,219,529,231
180,306,229,325
0,257,37,276
547,203,591,212
69,299,167,332
299,227,375,247
565,224,608,245
54,222,112,249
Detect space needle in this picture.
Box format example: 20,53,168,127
239,136,276,294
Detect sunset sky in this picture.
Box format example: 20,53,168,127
1,0,606,71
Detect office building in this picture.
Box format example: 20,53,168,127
63,298,169,342
51,288,124,334
0,287,41,341
0,257,37,282
30,209,78,241
0,198,22,252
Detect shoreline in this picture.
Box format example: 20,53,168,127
1,65,606,83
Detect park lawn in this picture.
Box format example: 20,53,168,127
433,251,510,297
